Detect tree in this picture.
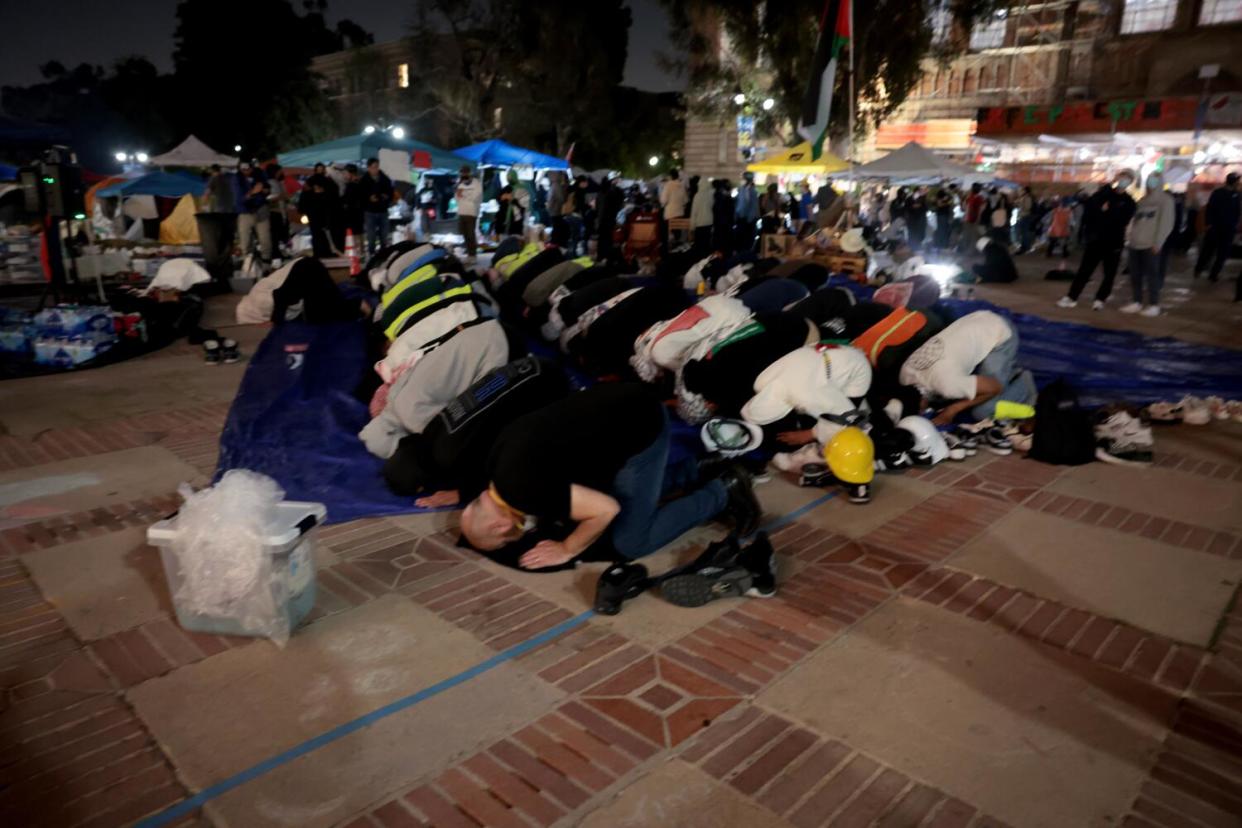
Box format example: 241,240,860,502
660,0,1001,148
406,0,632,155
171,0,372,155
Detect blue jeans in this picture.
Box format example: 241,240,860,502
610,412,728,559
971,320,1035,419
364,212,389,258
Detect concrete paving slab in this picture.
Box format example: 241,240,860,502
579,758,793,828
795,473,941,539
0,355,241,436
1048,460,1242,534
467,523,743,650
129,595,563,819
951,507,1240,646
205,661,561,827
758,600,1176,828
0,445,202,514
756,474,833,524
23,527,168,640
382,511,458,538
1151,421,1242,465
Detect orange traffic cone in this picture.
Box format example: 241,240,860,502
345,229,360,276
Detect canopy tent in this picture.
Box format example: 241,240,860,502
746,142,851,176
0,163,17,181
853,141,980,180
148,135,238,168
453,139,569,170
278,134,471,174
84,175,128,214
96,170,205,198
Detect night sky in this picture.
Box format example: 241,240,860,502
0,0,682,92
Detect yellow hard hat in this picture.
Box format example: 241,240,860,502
824,427,875,484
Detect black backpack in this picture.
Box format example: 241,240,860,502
1028,379,1095,465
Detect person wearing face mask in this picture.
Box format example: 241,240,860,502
455,165,482,263
1119,172,1175,317
1057,170,1137,310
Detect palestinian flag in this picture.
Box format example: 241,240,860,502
798,0,850,160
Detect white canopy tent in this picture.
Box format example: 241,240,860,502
854,141,982,181
149,135,238,168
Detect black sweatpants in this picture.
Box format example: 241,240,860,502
1195,226,1235,281
1067,243,1122,302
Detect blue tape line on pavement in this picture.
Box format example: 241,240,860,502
136,491,839,826
761,490,839,532
134,610,594,828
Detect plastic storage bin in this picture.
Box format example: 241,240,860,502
147,501,326,638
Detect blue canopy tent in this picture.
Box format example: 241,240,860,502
453,139,569,170
0,163,17,181
96,170,205,198
277,134,472,174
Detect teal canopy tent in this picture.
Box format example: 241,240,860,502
277,134,472,174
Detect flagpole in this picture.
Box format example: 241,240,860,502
847,0,856,198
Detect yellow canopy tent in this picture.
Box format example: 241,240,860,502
158,195,201,244
747,142,850,175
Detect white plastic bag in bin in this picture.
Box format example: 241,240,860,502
147,470,326,646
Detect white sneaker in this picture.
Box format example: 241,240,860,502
1140,305,1162,317
772,443,823,473
1094,411,1154,466
1119,302,1143,314
1205,396,1230,420
1092,300,1105,311
1181,396,1212,426
1056,296,1077,309
1145,400,1183,423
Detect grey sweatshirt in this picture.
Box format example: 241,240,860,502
1128,190,1175,251
359,320,512,459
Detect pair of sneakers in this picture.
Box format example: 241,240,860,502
593,532,777,615
660,532,777,608
1119,301,1162,317
1094,409,1154,466
1055,296,1107,311
203,339,240,365
953,420,1014,455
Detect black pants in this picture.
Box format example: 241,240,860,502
692,226,712,257
1195,226,1235,281
1068,243,1122,302
195,213,236,287
309,219,334,257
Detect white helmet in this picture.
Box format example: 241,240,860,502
897,416,949,465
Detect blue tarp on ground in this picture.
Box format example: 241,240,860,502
829,277,1242,408
96,170,206,198
453,139,569,170
217,289,1242,524
217,320,700,524
215,321,437,524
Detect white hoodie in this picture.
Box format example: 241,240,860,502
1127,174,1175,251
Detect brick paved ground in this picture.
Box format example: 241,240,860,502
1,266,1241,828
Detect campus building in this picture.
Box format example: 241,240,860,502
683,1,1242,184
